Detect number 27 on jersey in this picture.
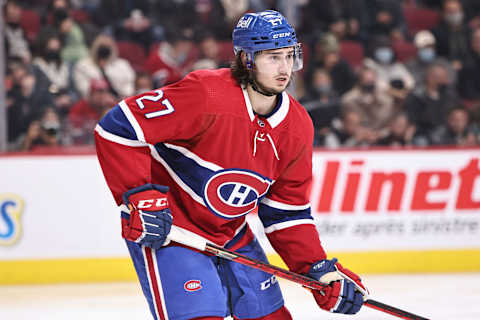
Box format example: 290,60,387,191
135,89,175,119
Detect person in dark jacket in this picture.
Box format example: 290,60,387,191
304,33,356,96
300,67,341,146
430,107,478,145
404,63,459,138
457,27,480,101
430,0,471,71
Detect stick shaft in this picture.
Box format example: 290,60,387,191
167,228,430,320
364,299,430,320
204,242,430,320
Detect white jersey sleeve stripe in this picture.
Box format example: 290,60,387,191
95,124,147,147
119,100,146,143
261,197,311,211
264,219,315,234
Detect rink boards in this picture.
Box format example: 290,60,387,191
1,147,479,284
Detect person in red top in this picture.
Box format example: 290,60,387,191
144,28,198,87
68,79,115,144
95,10,368,320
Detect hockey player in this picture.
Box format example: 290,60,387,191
95,10,368,320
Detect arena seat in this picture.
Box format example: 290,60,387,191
20,9,40,43
393,40,417,62
339,40,365,68
70,9,90,24
217,41,235,62
403,6,440,36
116,41,147,72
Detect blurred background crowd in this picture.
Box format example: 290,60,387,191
4,0,480,151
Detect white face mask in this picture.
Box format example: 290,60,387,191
445,12,463,26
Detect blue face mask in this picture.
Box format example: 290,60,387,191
375,47,393,64
418,47,436,63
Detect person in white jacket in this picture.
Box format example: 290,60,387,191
73,33,135,99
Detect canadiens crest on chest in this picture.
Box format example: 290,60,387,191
202,169,272,219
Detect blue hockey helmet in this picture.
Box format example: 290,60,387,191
232,10,303,71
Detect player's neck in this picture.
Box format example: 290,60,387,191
246,85,278,116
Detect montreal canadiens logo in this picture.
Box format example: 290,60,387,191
184,280,202,292
203,169,272,219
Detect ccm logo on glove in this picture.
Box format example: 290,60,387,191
137,198,168,209
122,184,173,249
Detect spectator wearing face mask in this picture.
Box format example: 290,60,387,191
364,35,415,93
365,0,408,42
44,2,89,64
404,63,460,138
31,32,72,96
300,68,341,146
430,107,478,145
457,27,480,102
406,30,457,92
15,107,63,151
431,0,471,71
73,33,135,99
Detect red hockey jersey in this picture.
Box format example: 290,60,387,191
95,68,326,273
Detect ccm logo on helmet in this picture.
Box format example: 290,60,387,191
273,32,291,39
184,280,202,292
137,198,168,209
203,169,272,219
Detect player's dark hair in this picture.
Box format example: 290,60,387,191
230,52,250,87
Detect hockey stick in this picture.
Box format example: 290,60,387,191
167,227,430,320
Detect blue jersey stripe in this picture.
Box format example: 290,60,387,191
154,143,215,199
258,203,313,228
98,105,138,140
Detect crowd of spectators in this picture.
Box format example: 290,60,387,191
4,0,480,151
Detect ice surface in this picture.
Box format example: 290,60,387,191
1,273,479,320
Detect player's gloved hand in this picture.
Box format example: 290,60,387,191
121,183,173,249
308,258,369,315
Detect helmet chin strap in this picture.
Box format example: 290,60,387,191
248,78,277,97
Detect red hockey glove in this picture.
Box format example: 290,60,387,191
121,184,173,249
308,258,369,314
